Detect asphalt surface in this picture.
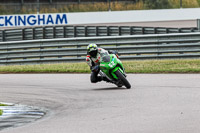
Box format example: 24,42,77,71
0,104,46,131
0,74,200,133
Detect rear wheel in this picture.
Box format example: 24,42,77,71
115,70,131,89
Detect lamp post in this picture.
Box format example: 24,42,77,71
21,0,24,11
37,0,40,14
180,0,182,8
108,0,111,11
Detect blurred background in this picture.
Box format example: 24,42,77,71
0,0,200,15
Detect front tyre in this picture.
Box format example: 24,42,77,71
115,70,131,89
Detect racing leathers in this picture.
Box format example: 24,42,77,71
86,48,109,83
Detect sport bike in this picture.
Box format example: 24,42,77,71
99,53,131,89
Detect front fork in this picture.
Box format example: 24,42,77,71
111,67,127,79
99,67,126,85
99,70,112,81
99,70,118,84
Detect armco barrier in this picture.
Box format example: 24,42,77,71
0,32,200,65
0,26,198,42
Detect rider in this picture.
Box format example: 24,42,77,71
86,43,118,83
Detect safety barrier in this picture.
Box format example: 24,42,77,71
0,32,200,65
0,25,198,42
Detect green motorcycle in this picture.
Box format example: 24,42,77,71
99,53,131,89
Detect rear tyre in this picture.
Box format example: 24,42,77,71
115,70,131,89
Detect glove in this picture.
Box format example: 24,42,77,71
91,65,100,72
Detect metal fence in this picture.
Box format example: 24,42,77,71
0,32,200,65
0,26,198,42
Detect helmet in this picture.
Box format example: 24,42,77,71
87,43,98,58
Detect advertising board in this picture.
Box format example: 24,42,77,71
1,8,200,27
0,13,67,27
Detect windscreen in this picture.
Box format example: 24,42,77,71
102,56,110,62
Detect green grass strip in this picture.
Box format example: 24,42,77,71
0,59,200,73
0,103,7,106
0,103,8,116
123,59,200,73
0,109,3,116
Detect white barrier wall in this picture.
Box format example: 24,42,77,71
67,8,200,25
0,8,200,27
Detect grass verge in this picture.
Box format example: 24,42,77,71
0,104,7,116
0,59,200,73
0,103,7,106
0,110,2,116
123,59,200,73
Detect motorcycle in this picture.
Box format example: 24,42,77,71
99,52,131,89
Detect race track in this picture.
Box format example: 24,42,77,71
0,74,200,133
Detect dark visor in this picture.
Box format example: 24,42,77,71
89,50,97,57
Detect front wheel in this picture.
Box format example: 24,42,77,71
115,70,131,89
